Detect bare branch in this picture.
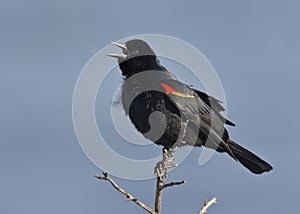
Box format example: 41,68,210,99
95,148,216,214
95,172,156,214
198,197,217,214
159,180,186,191
155,178,185,214
154,177,163,214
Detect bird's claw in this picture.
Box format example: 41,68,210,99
154,147,177,180
154,162,168,180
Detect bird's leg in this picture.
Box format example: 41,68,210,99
154,119,189,179
154,157,167,180
163,147,177,168
154,146,177,180
179,119,189,145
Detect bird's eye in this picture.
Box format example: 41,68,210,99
132,50,139,55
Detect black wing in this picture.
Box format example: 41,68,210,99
194,89,235,126
160,78,236,157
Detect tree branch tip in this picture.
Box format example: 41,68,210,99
94,174,101,179
198,197,217,214
102,172,108,177
211,197,217,203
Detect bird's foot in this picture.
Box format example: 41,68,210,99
154,147,177,180
154,161,168,180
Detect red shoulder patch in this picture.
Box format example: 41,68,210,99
160,82,196,98
160,83,177,95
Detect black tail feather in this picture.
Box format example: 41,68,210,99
227,140,273,174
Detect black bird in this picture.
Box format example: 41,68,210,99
108,39,272,174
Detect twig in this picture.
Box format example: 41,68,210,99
95,172,156,214
95,150,215,214
154,177,163,214
159,180,186,191
155,177,185,213
198,197,217,214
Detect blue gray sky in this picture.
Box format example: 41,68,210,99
1,0,299,213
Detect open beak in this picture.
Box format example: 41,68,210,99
107,53,127,60
107,41,128,60
111,42,128,52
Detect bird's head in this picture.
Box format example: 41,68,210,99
108,39,164,78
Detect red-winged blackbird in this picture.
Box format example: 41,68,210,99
108,39,272,174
